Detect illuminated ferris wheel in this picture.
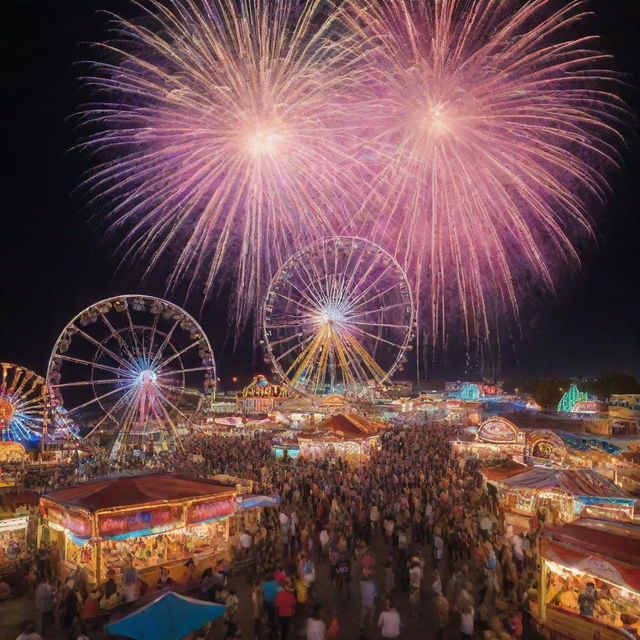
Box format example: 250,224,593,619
262,237,414,396
0,363,46,442
46,295,216,453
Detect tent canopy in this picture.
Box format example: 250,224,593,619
105,592,225,640
43,473,232,511
499,468,628,498
481,461,529,481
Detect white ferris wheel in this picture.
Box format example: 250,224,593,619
262,237,414,396
46,295,216,453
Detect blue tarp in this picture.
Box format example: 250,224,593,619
105,592,225,640
237,494,281,509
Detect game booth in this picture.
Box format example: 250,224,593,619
0,515,31,578
297,413,385,461
39,474,236,589
538,519,640,640
451,417,526,462
488,468,634,531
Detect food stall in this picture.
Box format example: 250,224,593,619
451,417,527,462
539,519,640,640
39,473,236,588
493,468,635,529
0,516,30,577
297,413,385,462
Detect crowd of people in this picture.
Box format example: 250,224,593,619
2,421,543,639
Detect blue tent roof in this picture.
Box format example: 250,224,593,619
105,592,226,640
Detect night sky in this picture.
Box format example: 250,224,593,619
2,0,639,386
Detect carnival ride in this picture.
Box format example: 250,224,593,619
46,295,216,454
0,363,48,442
262,237,414,396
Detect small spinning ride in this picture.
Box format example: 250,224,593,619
47,295,216,454
262,237,414,396
0,363,47,442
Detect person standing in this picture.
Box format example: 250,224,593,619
434,593,450,640
409,558,424,621
306,604,326,640
34,579,54,636
460,605,474,640
251,579,263,640
262,573,280,630
275,585,297,639
378,599,401,639
359,574,377,634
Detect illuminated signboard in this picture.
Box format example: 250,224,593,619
186,498,234,525
97,505,181,537
0,516,29,533
43,502,92,539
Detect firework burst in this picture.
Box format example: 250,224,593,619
78,0,363,323
342,0,628,353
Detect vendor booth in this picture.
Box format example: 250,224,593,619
452,417,526,461
297,413,385,461
539,519,640,640
39,473,236,588
0,515,30,576
492,469,634,530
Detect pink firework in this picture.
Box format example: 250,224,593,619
343,0,628,350
78,0,363,324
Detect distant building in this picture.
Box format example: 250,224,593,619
237,375,289,415
609,394,640,410
445,381,503,399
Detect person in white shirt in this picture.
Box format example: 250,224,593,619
306,604,326,640
460,605,474,640
378,599,401,638
319,528,330,555
15,621,42,640
240,530,252,560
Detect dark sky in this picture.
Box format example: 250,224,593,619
1,0,639,386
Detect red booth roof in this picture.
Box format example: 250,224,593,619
543,518,640,568
317,413,383,437
481,461,529,481
42,473,233,512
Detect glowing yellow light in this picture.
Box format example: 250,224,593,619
0,399,14,424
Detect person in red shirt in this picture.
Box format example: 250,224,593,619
275,586,297,639
273,567,287,588
509,610,523,640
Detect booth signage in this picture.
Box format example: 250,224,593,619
186,498,234,524
98,505,179,537
45,503,91,539
0,516,29,533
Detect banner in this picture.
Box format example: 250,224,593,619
97,505,181,537
43,501,92,539
186,498,234,525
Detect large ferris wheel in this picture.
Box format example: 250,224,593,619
46,295,216,453
262,237,414,396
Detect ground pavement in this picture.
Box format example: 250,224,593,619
0,535,455,640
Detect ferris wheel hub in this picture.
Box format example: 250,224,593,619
0,398,15,424
138,369,157,385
